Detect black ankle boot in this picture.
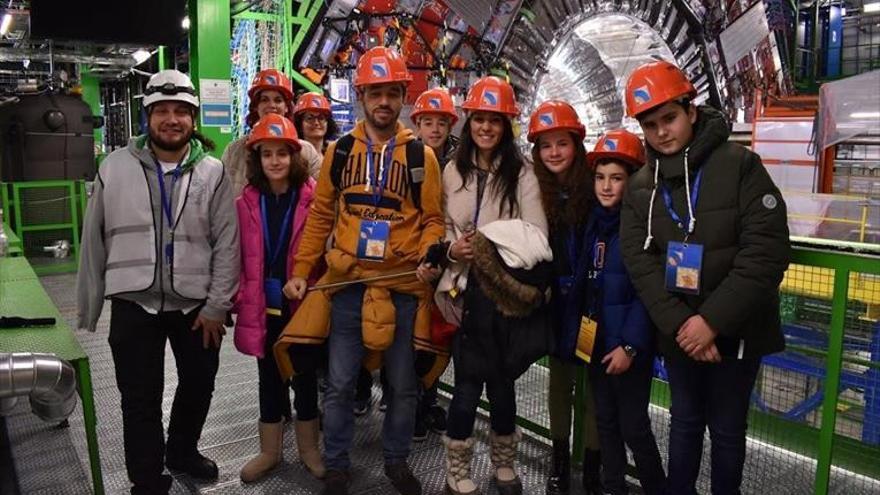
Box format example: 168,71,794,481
546,439,570,494
582,448,604,495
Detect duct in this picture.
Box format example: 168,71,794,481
0,47,138,67
0,353,78,423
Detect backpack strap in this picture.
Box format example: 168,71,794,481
330,134,356,191
406,140,425,211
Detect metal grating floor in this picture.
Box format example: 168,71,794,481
2,273,878,494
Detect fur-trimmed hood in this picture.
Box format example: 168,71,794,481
471,231,552,317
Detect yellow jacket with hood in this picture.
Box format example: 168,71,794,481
274,120,449,386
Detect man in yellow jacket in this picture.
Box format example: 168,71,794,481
284,46,444,495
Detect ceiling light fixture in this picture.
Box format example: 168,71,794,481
864,2,880,13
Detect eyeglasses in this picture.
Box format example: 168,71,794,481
303,114,327,123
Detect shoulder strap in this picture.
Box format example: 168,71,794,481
406,140,425,210
330,134,356,191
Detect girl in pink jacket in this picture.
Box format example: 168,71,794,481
233,113,324,482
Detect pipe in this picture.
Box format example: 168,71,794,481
0,353,78,423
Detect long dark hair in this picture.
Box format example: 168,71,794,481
531,132,594,229
246,143,309,194
454,114,524,218
294,113,339,152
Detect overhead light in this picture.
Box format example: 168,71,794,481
0,14,12,36
865,2,880,13
181,16,190,30
850,111,880,119
132,49,151,65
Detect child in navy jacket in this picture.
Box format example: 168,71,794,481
570,129,666,495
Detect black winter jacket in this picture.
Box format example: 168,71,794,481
620,106,790,360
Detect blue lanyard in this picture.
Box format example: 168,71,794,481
261,192,297,269
660,168,703,234
156,159,184,229
366,137,395,206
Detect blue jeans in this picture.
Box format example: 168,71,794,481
323,284,418,470
665,356,761,495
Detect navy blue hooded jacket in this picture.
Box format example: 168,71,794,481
559,205,655,361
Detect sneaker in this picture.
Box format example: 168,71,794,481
413,419,428,442
425,405,447,433
353,396,371,416
379,393,388,412
321,469,350,495
385,462,422,495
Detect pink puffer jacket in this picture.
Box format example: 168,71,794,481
233,180,320,357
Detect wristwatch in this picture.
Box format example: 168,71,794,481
623,344,638,358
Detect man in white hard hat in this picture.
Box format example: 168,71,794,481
77,69,240,494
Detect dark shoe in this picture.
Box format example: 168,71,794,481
322,469,350,495
130,474,173,495
546,439,570,494
413,418,428,442
385,462,423,495
583,448,604,495
425,405,447,433
353,396,371,416
165,451,219,481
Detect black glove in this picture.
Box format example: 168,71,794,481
424,241,451,269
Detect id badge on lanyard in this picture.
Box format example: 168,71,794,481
357,138,394,261
662,168,704,295
156,159,184,265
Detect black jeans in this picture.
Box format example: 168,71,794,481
258,315,319,423
108,298,220,490
589,356,666,495
446,373,516,440
665,356,761,495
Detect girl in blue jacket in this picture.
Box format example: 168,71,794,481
575,129,666,495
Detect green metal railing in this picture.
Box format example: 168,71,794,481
1,180,87,274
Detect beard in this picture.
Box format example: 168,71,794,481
364,106,399,131
149,126,193,152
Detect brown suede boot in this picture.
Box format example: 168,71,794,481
240,421,283,483
296,419,326,478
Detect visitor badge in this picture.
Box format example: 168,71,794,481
264,278,283,315
357,220,390,261
665,242,703,295
575,316,598,363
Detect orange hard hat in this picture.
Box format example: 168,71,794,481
354,46,412,88
624,60,696,118
527,100,585,143
586,129,645,169
246,113,301,152
411,88,458,125
248,68,294,101
461,76,519,117
294,92,332,116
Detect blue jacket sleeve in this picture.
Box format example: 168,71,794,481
619,293,654,356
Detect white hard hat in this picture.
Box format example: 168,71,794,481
143,69,199,108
